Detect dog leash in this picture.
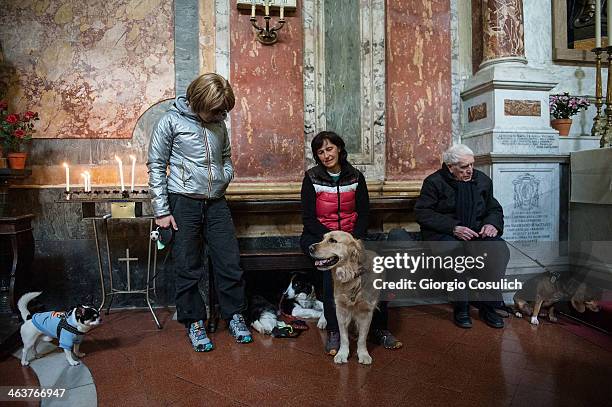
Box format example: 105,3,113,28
504,240,561,283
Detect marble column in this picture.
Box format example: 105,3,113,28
462,1,564,298
480,0,527,68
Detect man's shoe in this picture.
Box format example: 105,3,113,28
188,320,214,352
453,304,472,329
325,330,340,356
370,329,403,349
479,306,504,329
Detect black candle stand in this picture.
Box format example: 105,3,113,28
57,189,162,328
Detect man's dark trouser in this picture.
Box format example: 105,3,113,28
430,235,510,307
169,194,246,326
300,233,389,332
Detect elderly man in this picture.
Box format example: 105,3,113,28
415,144,509,329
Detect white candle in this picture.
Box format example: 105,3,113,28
63,162,70,192
81,172,87,191
596,0,602,47
280,4,284,19
251,0,256,18
265,0,269,16
130,155,136,192
85,171,91,192
115,155,125,191
606,1,612,46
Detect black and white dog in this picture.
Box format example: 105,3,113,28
249,274,326,334
282,274,326,329
18,292,101,366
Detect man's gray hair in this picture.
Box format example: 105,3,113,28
442,144,474,165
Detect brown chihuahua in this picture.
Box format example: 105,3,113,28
513,273,600,325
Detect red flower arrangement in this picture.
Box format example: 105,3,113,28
0,100,39,153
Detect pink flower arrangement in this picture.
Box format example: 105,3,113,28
0,100,39,152
549,93,590,120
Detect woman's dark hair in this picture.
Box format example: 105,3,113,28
311,131,348,166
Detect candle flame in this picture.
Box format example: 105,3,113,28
63,162,69,168
115,155,122,163
129,155,136,161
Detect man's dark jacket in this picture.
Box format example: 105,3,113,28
415,165,504,241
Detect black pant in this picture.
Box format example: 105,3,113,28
169,194,246,325
430,234,509,306
300,233,388,332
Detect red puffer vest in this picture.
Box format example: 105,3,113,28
306,164,360,233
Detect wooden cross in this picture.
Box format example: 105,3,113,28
118,248,138,291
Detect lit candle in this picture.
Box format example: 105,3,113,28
596,0,602,47
130,155,136,192
251,0,256,18
265,0,269,16
63,162,70,192
115,155,125,191
85,171,91,192
81,172,88,192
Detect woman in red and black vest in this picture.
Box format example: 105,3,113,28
300,131,402,355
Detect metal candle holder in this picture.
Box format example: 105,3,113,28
250,2,286,45
591,47,606,139
603,46,612,147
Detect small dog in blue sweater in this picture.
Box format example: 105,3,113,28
18,292,101,366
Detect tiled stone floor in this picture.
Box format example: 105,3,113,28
1,305,611,406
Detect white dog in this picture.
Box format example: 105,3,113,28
18,292,101,366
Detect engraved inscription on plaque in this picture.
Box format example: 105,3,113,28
496,133,556,150
504,173,553,241
468,103,487,122
504,99,541,116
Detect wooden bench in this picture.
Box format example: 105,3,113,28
205,197,416,331
228,197,416,273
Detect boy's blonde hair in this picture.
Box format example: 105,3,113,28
186,73,235,118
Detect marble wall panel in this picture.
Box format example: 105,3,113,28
468,103,487,122
504,99,541,117
0,0,174,139
229,4,305,181
324,0,362,153
471,0,483,72
386,0,452,180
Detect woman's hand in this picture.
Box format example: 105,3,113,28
453,226,479,241
155,214,178,230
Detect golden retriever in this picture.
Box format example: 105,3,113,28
309,231,379,365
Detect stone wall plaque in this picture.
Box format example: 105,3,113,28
504,99,541,116
494,166,559,242
468,103,487,122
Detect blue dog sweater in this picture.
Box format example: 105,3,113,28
31,311,83,350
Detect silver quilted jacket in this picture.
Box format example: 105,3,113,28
147,96,234,217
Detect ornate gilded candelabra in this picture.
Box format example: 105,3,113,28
603,46,612,147
591,47,606,139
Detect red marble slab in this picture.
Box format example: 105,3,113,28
385,0,452,181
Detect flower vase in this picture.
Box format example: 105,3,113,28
551,119,572,137
7,152,27,169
